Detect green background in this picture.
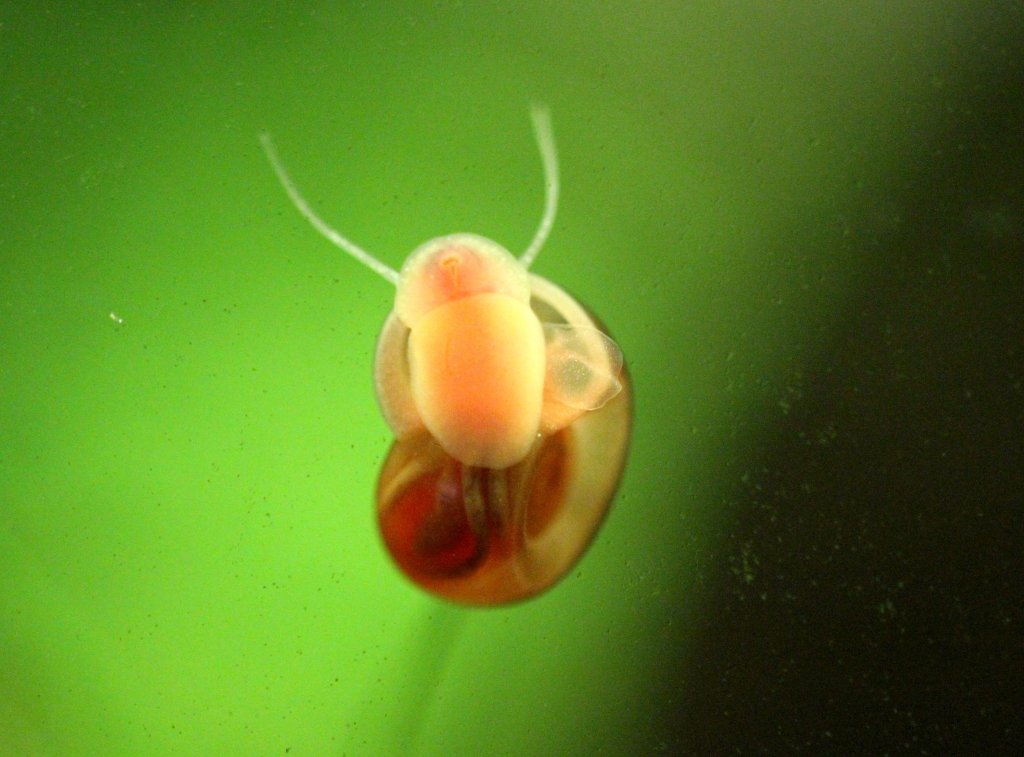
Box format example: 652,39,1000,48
2,3,1021,753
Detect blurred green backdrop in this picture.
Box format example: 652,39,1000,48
2,2,1021,754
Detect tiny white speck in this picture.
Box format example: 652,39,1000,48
109,311,124,324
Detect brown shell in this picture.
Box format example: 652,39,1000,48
375,354,631,605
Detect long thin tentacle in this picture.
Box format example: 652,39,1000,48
519,104,560,270
260,133,400,285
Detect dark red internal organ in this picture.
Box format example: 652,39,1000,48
376,430,574,604
378,460,485,579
